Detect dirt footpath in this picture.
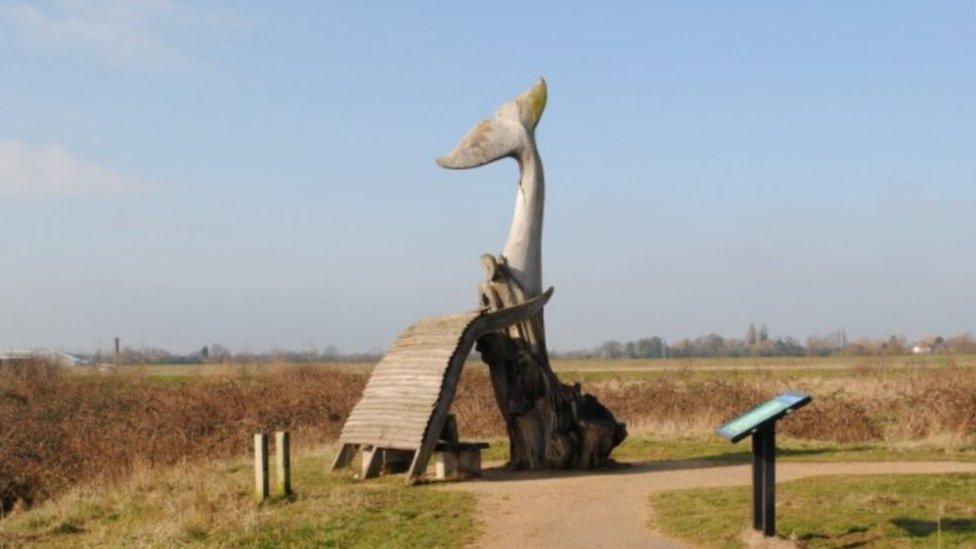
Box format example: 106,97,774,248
446,460,976,548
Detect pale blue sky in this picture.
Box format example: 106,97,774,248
1,1,974,353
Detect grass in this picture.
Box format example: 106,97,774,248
8,440,967,548
0,451,478,548
649,473,976,548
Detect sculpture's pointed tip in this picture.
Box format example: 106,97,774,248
517,78,547,130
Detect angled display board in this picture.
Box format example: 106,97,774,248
717,392,811,443
332,288,553,484
716,391,812,537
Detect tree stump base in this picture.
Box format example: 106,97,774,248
476,255,627,470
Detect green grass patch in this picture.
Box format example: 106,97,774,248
649,473,976,548
0,453,478,548
236,458,478,548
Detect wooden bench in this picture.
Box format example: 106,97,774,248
331,289,552,484
434,441,489,479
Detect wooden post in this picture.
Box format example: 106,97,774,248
275,431,291,497
114,337,120,367
254,433,269,502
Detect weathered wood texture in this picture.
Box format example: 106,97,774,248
434,442,487,479
275,431,291,497
253,433,269,502
338,312,479,451
361,446,382,479
335,290,553,483
330,443,358,470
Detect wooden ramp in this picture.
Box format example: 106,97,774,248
332,288,553,484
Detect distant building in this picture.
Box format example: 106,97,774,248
912,336,945,355
912,344,932,355
0,349,82,366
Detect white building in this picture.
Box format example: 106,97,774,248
911,344,932,355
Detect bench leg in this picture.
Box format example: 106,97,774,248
361,446,383,479
435,450,459,479
331,443,358,471
458,450,482,477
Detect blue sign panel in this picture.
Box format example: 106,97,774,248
716,392,811,443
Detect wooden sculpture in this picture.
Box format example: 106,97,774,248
438,78,626,470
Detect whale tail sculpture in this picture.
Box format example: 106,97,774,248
437,78,546,170
438,78,626,471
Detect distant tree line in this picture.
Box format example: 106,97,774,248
75,328,976,365
553,326,976,360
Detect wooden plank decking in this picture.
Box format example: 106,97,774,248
332,288,553,483
337,312,479,450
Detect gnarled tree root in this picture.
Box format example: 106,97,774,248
476,255,626,470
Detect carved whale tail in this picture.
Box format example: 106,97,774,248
436,78,547,170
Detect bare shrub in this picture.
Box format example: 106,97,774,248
451,369,505,437
780,397,881,442
594,378,764,433
0,360,364,512
451,365,976,445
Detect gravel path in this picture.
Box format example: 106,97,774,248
446,460,976,548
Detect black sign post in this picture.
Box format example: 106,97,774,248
717,392,811,537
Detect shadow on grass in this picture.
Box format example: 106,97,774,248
891,517,976,537
478,457,743,483
794,525,879,548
